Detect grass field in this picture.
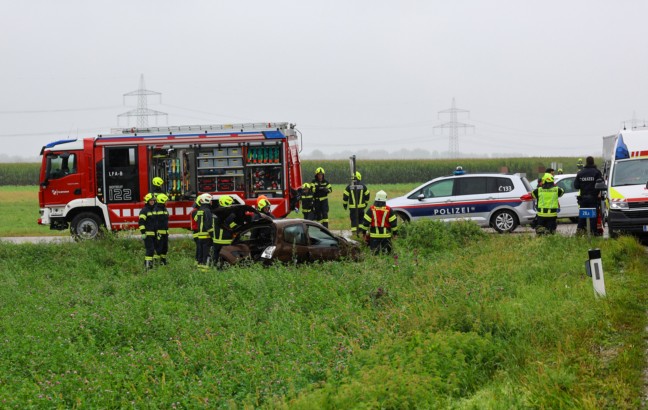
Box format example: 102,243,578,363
0,225,645,408
0,184,418,237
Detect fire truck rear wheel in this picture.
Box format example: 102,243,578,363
71,212,103,241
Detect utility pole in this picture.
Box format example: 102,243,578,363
434,98,474,158
118,74,167,129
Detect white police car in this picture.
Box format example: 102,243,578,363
387,173,536,233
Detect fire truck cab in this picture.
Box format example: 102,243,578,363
38,122,303,239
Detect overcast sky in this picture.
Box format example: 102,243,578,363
1,0,647,159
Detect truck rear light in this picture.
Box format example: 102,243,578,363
520,193,533,202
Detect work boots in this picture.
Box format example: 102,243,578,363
145,260,154,270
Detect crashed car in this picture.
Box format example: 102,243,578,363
219,217,361,265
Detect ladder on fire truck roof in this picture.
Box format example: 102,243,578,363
108,122,294,136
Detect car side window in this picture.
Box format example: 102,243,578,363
283,224,307,246
456,177,488,195
306,225,338,247
496,177,514,193
557,178,575,193
409,179,454,199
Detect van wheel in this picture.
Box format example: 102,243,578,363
491,210,518,233
70,212,103,241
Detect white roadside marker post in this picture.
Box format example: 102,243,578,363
586,248,606,297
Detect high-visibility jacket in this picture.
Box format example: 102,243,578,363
343,183,370,209
312,179,332,201
213,210,239,245
138,204,156,236
194,204,213,239
361,204,398,238
154,204,169,234
300,185,314,212
532,185,564,217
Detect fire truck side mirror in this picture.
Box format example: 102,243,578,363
40,180,49,188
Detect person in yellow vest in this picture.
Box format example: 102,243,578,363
212,195,240,267
299,182,315,220
531,173,564,235
194,194,214,270
358,190,398,254
342,171,370,237
139,193,157,270
312,167,332,227
154,193,170,265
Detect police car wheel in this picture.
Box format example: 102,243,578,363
491,210,518,233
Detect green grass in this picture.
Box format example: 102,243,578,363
0,228,645,408
0,184,418,237
0,186,65,237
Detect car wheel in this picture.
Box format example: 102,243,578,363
491,210,518,233
395,211,410,225
70,212,103,241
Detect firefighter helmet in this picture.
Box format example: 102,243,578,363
152,177,164,187
256,195,268,208
156,193,169,204
144,193,154,202
200,194,212,205
315,167,325,175
355,171,362,181
542,173,554,184
258,198,270,211
375,190,387,201
219,195,234,207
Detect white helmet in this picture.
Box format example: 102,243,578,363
375,190,387,201
199,193,212,205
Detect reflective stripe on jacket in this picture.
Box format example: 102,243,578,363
361,205,398,238
532,186,564,217
343,183,370,209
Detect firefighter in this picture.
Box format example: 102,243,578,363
194,194,214,270
212,195,240,267
312,167,332,227
300,182,315,220
531,173,564,235
139,193,157,270
557,168,564,175
574,156,603,235
453,166,465,175
154,193,170,265
255,198,275,220
342,171,370,236
152,177,165,197
359,190,398,254
576,158,584,170
190,195,202,265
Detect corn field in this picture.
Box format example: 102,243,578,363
0,157,593,186
0,163,41,186
301,157,592,184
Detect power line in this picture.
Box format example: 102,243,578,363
0,106,122,114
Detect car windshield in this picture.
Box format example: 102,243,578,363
612,159,648,187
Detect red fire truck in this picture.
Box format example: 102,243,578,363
38,122,303,239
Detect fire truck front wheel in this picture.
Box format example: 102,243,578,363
70,212,103,241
